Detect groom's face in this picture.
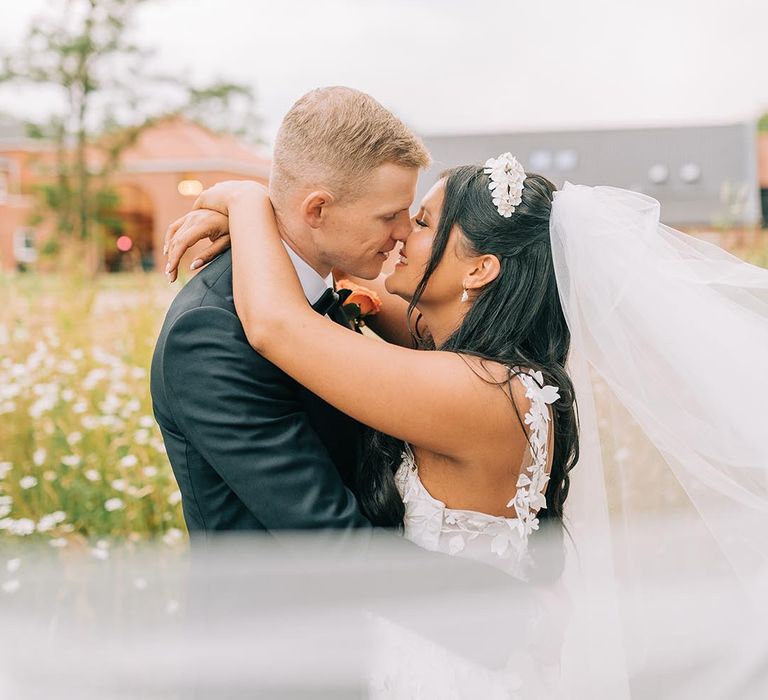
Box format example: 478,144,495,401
317,163,418,280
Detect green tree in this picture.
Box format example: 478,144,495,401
0,0,259,272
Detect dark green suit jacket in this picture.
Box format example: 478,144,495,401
150,249,371,534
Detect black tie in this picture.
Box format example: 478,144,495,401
311,287,355,330
311,287,352,316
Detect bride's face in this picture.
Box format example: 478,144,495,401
385,178,466,306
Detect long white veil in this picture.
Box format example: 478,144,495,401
551,182,768,696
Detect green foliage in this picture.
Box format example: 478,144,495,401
0,0,260,269
40,238,61,258
24,122,47,140
758,113,768,132
184,80,263,144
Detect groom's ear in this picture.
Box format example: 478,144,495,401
301,190,335,229
464,254,501,292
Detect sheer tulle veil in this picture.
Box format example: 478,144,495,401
550,182,768,695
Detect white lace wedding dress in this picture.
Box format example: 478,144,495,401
368,367,567,700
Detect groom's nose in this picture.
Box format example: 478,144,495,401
391,216,411,241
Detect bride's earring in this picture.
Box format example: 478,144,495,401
461,286,469,303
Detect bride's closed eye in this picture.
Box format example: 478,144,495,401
415,218,428,228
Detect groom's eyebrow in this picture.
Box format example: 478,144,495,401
382,205,409,218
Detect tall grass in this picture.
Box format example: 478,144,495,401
0,272,185,551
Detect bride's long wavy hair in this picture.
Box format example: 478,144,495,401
357,165,579,538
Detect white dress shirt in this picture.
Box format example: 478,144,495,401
281,240,333,306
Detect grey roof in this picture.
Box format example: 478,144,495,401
0,114,28,141
420,124,760,227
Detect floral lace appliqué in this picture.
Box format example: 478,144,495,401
507,368,560,539
394,368,560,567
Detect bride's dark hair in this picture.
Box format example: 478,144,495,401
357,165,579,539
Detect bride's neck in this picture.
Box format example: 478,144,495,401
417,301,466,348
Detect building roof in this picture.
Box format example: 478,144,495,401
0,115,271,177
0,114,26,141
120,117,270,177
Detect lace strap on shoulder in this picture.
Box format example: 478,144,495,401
401,441,417,471
507,368,561,538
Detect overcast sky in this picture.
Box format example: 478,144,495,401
1,0,767,145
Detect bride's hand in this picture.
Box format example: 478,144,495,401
163,209,231,282
193,179,268,216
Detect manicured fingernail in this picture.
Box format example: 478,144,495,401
164,263,171,274
190,259,202,270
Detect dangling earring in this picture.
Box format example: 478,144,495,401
461,286,469,303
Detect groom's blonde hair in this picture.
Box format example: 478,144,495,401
270,86,430,206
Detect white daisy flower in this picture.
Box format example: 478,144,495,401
19,476,38,490
119,455,138,468
104,498,124,512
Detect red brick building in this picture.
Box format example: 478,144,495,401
0,117,270,272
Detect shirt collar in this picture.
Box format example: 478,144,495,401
281,240,332,305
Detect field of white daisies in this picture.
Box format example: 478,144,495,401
0,272,184,560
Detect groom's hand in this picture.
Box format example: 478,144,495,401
164,209,231,282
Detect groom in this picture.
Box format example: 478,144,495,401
150,87,431,535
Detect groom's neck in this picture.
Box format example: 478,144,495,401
275,215,332,279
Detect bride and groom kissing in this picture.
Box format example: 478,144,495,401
150,85,572,578
150,85,768,601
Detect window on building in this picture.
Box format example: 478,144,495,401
648,164,669,185
679,163,701,184
555,149,578,172
13,228,37,265
528,150,553,171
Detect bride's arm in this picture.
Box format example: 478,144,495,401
198,183,513,461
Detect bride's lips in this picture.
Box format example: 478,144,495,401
395,248,408,267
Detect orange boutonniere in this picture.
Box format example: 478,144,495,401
335,279,382,327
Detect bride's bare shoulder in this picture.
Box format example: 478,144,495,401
457,356,537,424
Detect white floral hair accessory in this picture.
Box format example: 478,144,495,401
483,152,527,218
